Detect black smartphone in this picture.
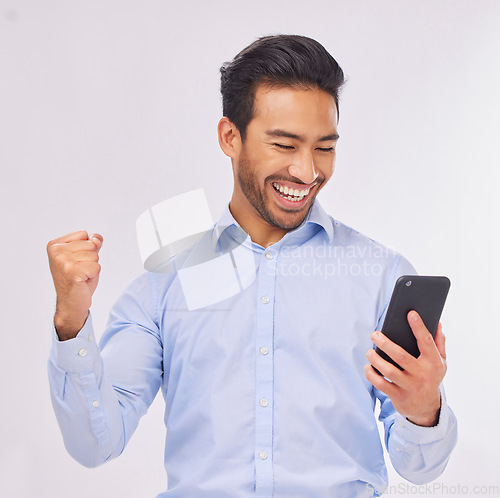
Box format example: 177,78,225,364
374,275,451,372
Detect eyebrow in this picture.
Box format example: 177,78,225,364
265,129,340,142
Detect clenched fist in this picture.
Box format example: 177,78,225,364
47,230,103,341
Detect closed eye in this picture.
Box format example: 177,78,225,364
274,143,294,150
317,147,335,152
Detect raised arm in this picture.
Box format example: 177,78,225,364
47,232,163,467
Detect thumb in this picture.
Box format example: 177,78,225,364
89,233,104,252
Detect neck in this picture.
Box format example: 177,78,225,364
229,196,289,249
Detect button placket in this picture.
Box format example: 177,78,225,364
254,248,279,495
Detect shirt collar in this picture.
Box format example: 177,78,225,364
214,199,334,246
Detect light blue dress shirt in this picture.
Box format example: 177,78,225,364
48,200,457,497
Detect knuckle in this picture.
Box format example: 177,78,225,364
62,259,76,274
53,252,66,264
90,263,102,278
393,350,407,365
47,241,61,254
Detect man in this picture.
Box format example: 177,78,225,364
47,35,457,497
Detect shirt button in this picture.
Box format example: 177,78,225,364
88,334,93,342
92,400,99,408
395,447,401,452
261,296,270,304
259,398,269,407
260,346,269,355
265,252,273,260
259,451,268,460
78,348,87,357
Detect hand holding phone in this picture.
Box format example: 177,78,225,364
375,275,450,372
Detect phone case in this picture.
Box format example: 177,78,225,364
375,275,451,371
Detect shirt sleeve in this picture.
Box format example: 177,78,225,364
47,272,163,468
377,385,458,485
375,253,458,484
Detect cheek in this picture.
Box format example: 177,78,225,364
253,152,287,181
317,155,336,180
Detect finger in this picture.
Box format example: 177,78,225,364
364,363,400,399
366,348,406,384
47,230,90,248
49,239,100,254
434,322,446,360
407,311,440,358
70,250,99,263
370,330,417,372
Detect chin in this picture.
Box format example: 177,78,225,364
267,199,315,230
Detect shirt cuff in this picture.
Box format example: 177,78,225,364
392,388,452,445
51,313,100,373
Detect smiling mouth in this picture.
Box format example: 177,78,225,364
272,181,314,202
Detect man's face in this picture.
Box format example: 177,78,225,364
231,85,339,232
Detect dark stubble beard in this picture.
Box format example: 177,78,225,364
236,150,318,231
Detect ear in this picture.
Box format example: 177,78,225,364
218,117,241,158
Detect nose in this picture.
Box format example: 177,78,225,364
288,151,319,185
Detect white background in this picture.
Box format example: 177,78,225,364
1,1,499,497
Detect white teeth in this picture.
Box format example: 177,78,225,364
273,182,311,201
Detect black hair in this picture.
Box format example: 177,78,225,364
220,34,345,140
